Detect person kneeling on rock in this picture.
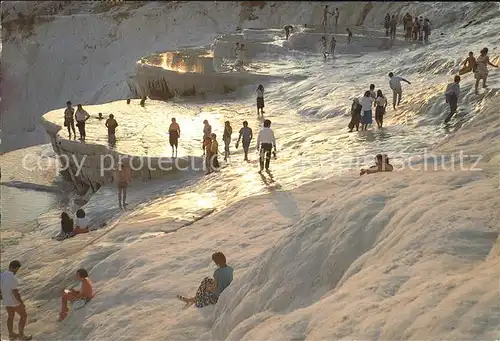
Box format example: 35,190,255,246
360,154,393,175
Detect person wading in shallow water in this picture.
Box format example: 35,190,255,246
63,101,76,139
105,114,118,144
444,75,461,124
1,260,32,341
168,118,180,158
202,120,212,155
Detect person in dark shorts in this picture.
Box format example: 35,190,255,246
168,118,180,157
444,75,461,123
256,84,265,116
105,114,118,144
374,90,387,128
63,101,76,139
256,119,276,172
236,121,253,161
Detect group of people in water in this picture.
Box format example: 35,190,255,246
348,72,411,131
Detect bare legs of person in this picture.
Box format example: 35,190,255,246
118,186,128,208
392,89,402,109
475,75,487,94
59,290,78,321
176,295,195,308
6,305,31,340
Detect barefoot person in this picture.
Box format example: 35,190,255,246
320,36,328,59
360,154,394,175
346,28,353,44
74,209,90,234
459,51,476,75
236,121,253,161
105,114,118,144
168,118,181,158
330,36,337,56
116,159,132,208
388,72,411,110
474,47,498,94
202,120,212,155
63,101,76,139
177,252,233,308
209,133,220,173
58,269,93,321
256,85,265,116
444,75,461,123
360,91,374,131
283,24,293,40
1,260,32,340
348,98,362,132
75,104,90,141
375,89,388,128
256,119,277,173
222,121,232,162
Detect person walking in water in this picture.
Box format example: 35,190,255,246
375,90,388,128
369,84,376,99
388,72,411,110
105,114,118,144
320,36,327,59
202,120,212,155
256,84,265,116
207,133,220,174
75,104,90,141
346,28,353,44
384,13,391,37
474,47,498,94
360,91,374,131
236,121,253,161
348,98,362,132
330,36,337,56
63,101,76,139
256,119,277,173
333,8,340,31
222,121,232,162
1,260,32,341
283,24,293,40
168,118,180,158
389,15,397,39
459,51,476,75
116,158,132,209
322,5,331,27
444,75,461,124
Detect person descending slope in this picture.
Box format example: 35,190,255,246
236,121,253,161
444,75,461,124
256,119,277,173
388,72,411,110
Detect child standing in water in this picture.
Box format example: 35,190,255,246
256,85,265,116
223,121,232,162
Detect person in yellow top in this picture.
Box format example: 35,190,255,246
206,133,220,175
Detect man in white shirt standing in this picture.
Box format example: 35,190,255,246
388,72,411,110
1,260,31,340
256,119,276,173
